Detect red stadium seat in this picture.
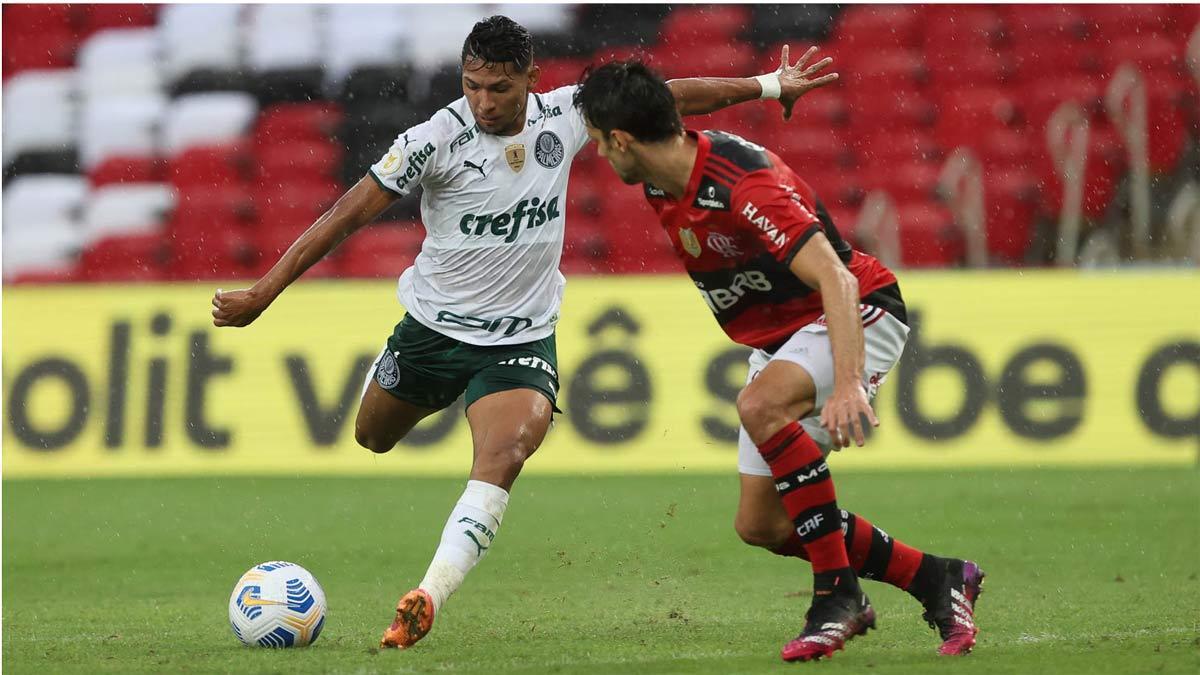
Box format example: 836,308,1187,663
88,156,164,187
560,216,613,275
896,202,963,267
2,30,76,78
254,103,344,146
250,225,340,278
1035,123,1124,219
660,5,751,47
842,48,925,85
1002,4,1087,40
766,88,847,129
1100,37,1184,80
1083,5,1175,40
75,4,159,38
925,50,1009,87
920,5,1005,49
337,222,425,278
834,5,923,50
849,128,941,166
171,185,255,230
79,234,168,281
934,87,1017,150
1009,39,1102,83
536,57,589,92
167,226,255,281
167,145,250,189
983,167,1039,263
8,268,80,284
860,161,942,205
807,171,864,210
253,178,342,229
845,88,933,132
257,140,344,183
977,128,1036,168
653,42,756,80
773,128,854,171
1022,75,1104,131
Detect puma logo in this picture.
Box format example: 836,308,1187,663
402,133,414,149
465,530,490,556
463,158,487,178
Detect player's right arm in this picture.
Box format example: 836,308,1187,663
211,177,396,327
732,174,875,448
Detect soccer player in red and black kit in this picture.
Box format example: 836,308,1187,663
574,61,985,662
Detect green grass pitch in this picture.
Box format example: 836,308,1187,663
4,468,1198,674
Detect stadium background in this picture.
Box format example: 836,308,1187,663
2,4,1199,674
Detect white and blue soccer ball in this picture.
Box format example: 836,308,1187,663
228,561,327,648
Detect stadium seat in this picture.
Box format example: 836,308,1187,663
1022,75,1104,131
257,140,344,183
2,69,77,165
158,4,244,84
984,167,1039,263
860,161,942,205
920,5,1005,49
1,28,76,79
79,94,168,170
896,202,964,267
2,174,88,231
162,93,258,157
1002,4,1087,41
337,222,425,278
1100,37,1184,80
76,28,163,100
833,5,923,50
849,129,941,166
978,128,1036,168
845,88,934,132
1009,38,1101,83
1083,5,1175,39
536,58,589,92
171,185,255,229
337,67,413,104
83,183,175,243
88,156,164,188
167,225,255,280
78,233,168,281
925,50,1009,87
1035,124,1124,219
255,103,345,146
773,129,855,171
406,4,492,70
660,5,751,46
76,4,159,38
325,4,413,87
2,218,84,281
245,5,322,73
934,87,1018,150
166,145,250,189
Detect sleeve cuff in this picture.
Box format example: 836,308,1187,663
367,170,404,197
782,223,823,266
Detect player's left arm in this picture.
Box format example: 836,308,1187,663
666,45,838,120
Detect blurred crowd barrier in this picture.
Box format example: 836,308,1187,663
4,272,1197,478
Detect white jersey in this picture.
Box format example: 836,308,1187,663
369,86,589,346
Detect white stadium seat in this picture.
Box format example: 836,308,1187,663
407,5,493,70
246,5,324,72
82,183,175,243
2,175,89,233
2,218,85,281
78,94,168,170
325,4,413,84
77,28,163,100
158,4,245,80
161,92,258,156
2,69,77,162
492,3,576,33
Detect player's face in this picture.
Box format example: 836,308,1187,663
462,58,539,136
585,123,641,185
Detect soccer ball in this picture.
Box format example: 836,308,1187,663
228,561,327,648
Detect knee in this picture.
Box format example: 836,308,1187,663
736,387,789,438
734,515,792,549
354,425,395,454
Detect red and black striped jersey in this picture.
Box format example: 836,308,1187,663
644,130,903,350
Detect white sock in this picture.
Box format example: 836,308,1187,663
418,480,509,613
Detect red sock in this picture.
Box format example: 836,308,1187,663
771,512,926,591
756,422,849,573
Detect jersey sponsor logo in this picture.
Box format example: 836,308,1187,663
435,311,534,337
527,105,563,127
450,123,480,152
679,228,703,257
392,141,436,191
505,143,526,172
534,131,565,168
458,195,562,243
694,270,773,312
706,231,742,258
646,185,667,198
696,185,728,210
375,351,401,389
496,355,559,379
740,201,789,249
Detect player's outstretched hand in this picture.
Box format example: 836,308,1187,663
820,383,878,449
212,287,271,328
775,44,839,121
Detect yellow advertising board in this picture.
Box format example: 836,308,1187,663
3,272,1197,477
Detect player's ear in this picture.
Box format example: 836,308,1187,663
526,63,541,91
610,130,635,153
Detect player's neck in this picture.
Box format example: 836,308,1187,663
641,133,698,200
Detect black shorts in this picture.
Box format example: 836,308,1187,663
370,313,560,412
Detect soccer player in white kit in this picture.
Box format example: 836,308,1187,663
211,16,837,648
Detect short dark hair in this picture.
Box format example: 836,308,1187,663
462,15,533,72
573,61,683,143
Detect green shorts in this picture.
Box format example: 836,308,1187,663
371,313,560,412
